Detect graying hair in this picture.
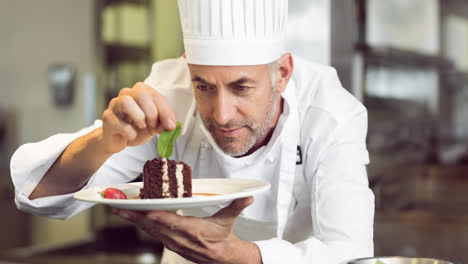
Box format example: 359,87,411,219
268,60,279,91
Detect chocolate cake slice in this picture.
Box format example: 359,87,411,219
141,157,192,199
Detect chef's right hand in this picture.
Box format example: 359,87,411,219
101,82,176,154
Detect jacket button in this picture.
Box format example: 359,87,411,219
267,156,275,163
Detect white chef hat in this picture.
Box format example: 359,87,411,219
177,0,288,66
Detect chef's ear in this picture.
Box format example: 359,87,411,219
275,53,293,93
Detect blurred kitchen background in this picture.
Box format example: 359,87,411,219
0,0,467,263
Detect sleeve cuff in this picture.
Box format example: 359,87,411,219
14,159,102,220
11,120,102,198
254,238,303,264
253,237,354,264
10,120,103,219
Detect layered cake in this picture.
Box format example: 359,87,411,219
140,157,192,198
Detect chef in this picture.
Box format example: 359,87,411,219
10,0,374,263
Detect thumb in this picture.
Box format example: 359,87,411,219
210,196,254,226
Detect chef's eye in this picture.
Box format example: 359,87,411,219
234,86,249,93
196,84,210,91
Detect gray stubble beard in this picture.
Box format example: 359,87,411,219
214,86,278,157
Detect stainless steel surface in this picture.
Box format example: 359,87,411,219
348,256,454,264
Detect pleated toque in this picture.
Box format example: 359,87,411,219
177,0,288,66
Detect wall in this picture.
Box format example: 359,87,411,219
99,0,183,96
330,0,357,92
0,0,96,246
152,0,184,62
286,0,331,66
0,0,97,143
440,0,468,140
366,0,440,55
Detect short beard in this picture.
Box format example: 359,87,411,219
202,92,278,157
243,90,278,155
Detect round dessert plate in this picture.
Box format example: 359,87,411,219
73,178,271,211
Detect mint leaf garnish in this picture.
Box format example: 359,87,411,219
158,121,182,158
376,260,385,264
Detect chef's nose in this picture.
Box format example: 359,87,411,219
213,88,235,126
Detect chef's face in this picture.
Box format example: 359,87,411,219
188,62,282,157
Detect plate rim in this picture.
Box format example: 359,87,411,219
73,178,271,209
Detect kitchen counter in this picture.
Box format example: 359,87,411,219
373,163,468,264
0,253,159,264
375,211,468,264
0,227,164,264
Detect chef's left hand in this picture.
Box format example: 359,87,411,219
113,196,261,264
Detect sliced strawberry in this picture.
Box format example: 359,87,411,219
99,188,127,199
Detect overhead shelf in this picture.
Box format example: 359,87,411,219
104,44,151,65
103,0,147,6
355,43,452,69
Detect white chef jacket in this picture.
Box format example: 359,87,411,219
10,55,374,264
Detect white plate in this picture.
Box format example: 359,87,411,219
73,178,270,211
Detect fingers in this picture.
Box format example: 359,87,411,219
136,92,159,131
112,208,147,223
112,208,232,263
146,211,210,235
123,83,160,132
120,82,176,131
132,82,176,131
115,95,147,129
102,109,137,140
113,209,191,234
113,209,206,250
152,92,177,131
113,197,254,232
210,196,254,226
103,82,177,150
